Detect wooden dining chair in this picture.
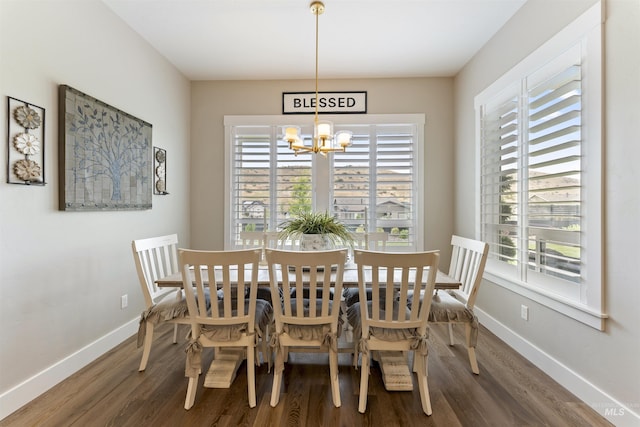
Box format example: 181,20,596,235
366,231,388,251
342,231,390,309
179,248,273,409
352,231,387,251
264,231,281,249
350,249,440,415
428,235,488,374
265,248,347,408
239,230,265,249
132,234,192,372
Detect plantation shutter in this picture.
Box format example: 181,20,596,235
480,89,520,268
227,115,423,253
474,2,603,327
525,49,582,283
230,125,272,242
374,124,417,249
332,124,417,250
479,45,583,285
275,131,312,221
332,124,371,231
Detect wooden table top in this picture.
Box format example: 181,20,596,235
155,265,461,290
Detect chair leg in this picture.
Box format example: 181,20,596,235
465,323,480,374
329,348,341,407
139,322,154,371
352,342,359,368
448,323,455,346
261,325,270,368
247,344,257,408
340,299,350,331
415,352,432,415
358,352,370,413
173,290,183,344
270,350,284,407
184,376,198,410
172,323,179,344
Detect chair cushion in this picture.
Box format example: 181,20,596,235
185,299,274,379
289,287,335,299
428,291,479,347
283,323,333,342
216,287,282,305
343,287,394,307
144,292,190,323
199,298,274,342
346,301,418,342
137,291,211,347
278,298,343,338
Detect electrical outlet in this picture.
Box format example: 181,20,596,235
121,294,128,309
521,304,529,321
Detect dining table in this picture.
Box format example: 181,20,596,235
155,263,461,392
155,263,461,290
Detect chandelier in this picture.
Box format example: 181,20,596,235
284,1,353,155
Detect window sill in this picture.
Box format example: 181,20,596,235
484,270,607,331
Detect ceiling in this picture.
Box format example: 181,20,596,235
102,0,526,81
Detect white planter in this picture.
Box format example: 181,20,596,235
300,234,331,251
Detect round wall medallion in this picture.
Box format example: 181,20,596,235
14,106,42,129
13,133,41,155
14,159,42,181
155,150,166,163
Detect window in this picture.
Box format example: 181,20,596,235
224,114,424,252
475,2,605,329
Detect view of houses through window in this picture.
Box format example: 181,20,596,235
225,116,424,252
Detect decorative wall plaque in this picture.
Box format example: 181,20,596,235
58,85,152,211
7,96,46,185
153,147,168,195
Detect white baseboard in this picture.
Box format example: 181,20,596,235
476,308,640,427
0,318,139,421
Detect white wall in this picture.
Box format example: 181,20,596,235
454,0,640,425
0,0,191,417
190,78,455,255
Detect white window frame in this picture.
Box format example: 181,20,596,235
224,113,425,251
474,2,606,330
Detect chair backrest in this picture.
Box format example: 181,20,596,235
178,248,262,329
353,232,388,251
353,232,368,250
448,235,489,309
354,250,440,336
264,231,280,249
265,249,347,330
132,234,180,308
279,237,300,251
239,231,265,249
367,231,388,251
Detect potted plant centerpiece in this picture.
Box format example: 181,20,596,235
279,211,354,251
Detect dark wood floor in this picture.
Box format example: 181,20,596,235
1,323,611,427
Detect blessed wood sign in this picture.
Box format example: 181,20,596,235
283,91,367,114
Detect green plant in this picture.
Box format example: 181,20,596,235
278,211,354,247
289,175,312,216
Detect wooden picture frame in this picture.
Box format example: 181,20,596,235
58,85,152,211
7,96,46,185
